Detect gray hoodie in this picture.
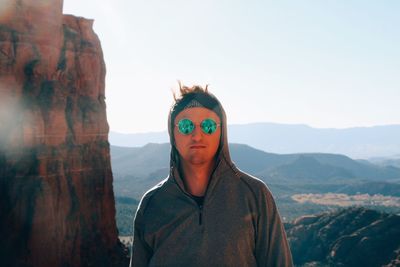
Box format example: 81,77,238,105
130,94,293,267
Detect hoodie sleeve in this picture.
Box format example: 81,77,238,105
130,202,152,267
255,184,294,267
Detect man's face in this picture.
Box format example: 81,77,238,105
174,107,221,166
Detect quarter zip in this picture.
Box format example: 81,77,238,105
198,204,203,225
170,167,210,226
173,179,206,226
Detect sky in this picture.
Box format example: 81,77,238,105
63,0,400,133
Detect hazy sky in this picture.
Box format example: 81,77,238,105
63,1,400,133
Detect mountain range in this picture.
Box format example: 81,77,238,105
111,143,400,182
111,143,400,200
109,123,400,159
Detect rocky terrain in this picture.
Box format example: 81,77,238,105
0,1,127,266
286,207,400,267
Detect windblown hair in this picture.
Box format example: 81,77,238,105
173,81,210,102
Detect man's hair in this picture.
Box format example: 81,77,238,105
170,82,221,123
172,81,210,102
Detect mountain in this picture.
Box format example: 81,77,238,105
110,131,168,147
109,123,400,159
368,156,400,168
111,143,170,177
111,143,400,182
111,143,400,200
286,207,400,267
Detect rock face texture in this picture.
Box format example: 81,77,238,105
286,207,400,267
0,1,127,266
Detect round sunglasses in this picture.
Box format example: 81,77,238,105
176,118,221,135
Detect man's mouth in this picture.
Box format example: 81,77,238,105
190,145,206,149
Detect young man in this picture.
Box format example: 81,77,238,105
130,85,293,267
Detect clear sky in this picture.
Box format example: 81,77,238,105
63,0,400,133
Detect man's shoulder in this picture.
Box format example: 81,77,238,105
137,177,171,210
142,177,171,198
232,169,280,214
234,168,274,198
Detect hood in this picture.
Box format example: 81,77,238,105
167,92,236,191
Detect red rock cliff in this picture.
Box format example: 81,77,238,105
0,1,127,266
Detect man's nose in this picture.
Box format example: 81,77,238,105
191,126,203,141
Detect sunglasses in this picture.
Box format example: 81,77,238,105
176,118,221,135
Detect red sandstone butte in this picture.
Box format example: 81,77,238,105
0,1,128,266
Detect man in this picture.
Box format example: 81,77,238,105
130,84,293,267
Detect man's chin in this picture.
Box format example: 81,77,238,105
188,158,207,165
187,155,210,165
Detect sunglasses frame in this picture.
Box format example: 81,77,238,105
175,118,221,135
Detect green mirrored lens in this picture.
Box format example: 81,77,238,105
178,119,194,135
201,118,217,134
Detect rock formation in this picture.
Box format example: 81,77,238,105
0,1,127,266
286,207,400,267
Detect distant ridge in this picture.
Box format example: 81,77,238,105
110,123,400,159
110,131,168,147
111,143,400,183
